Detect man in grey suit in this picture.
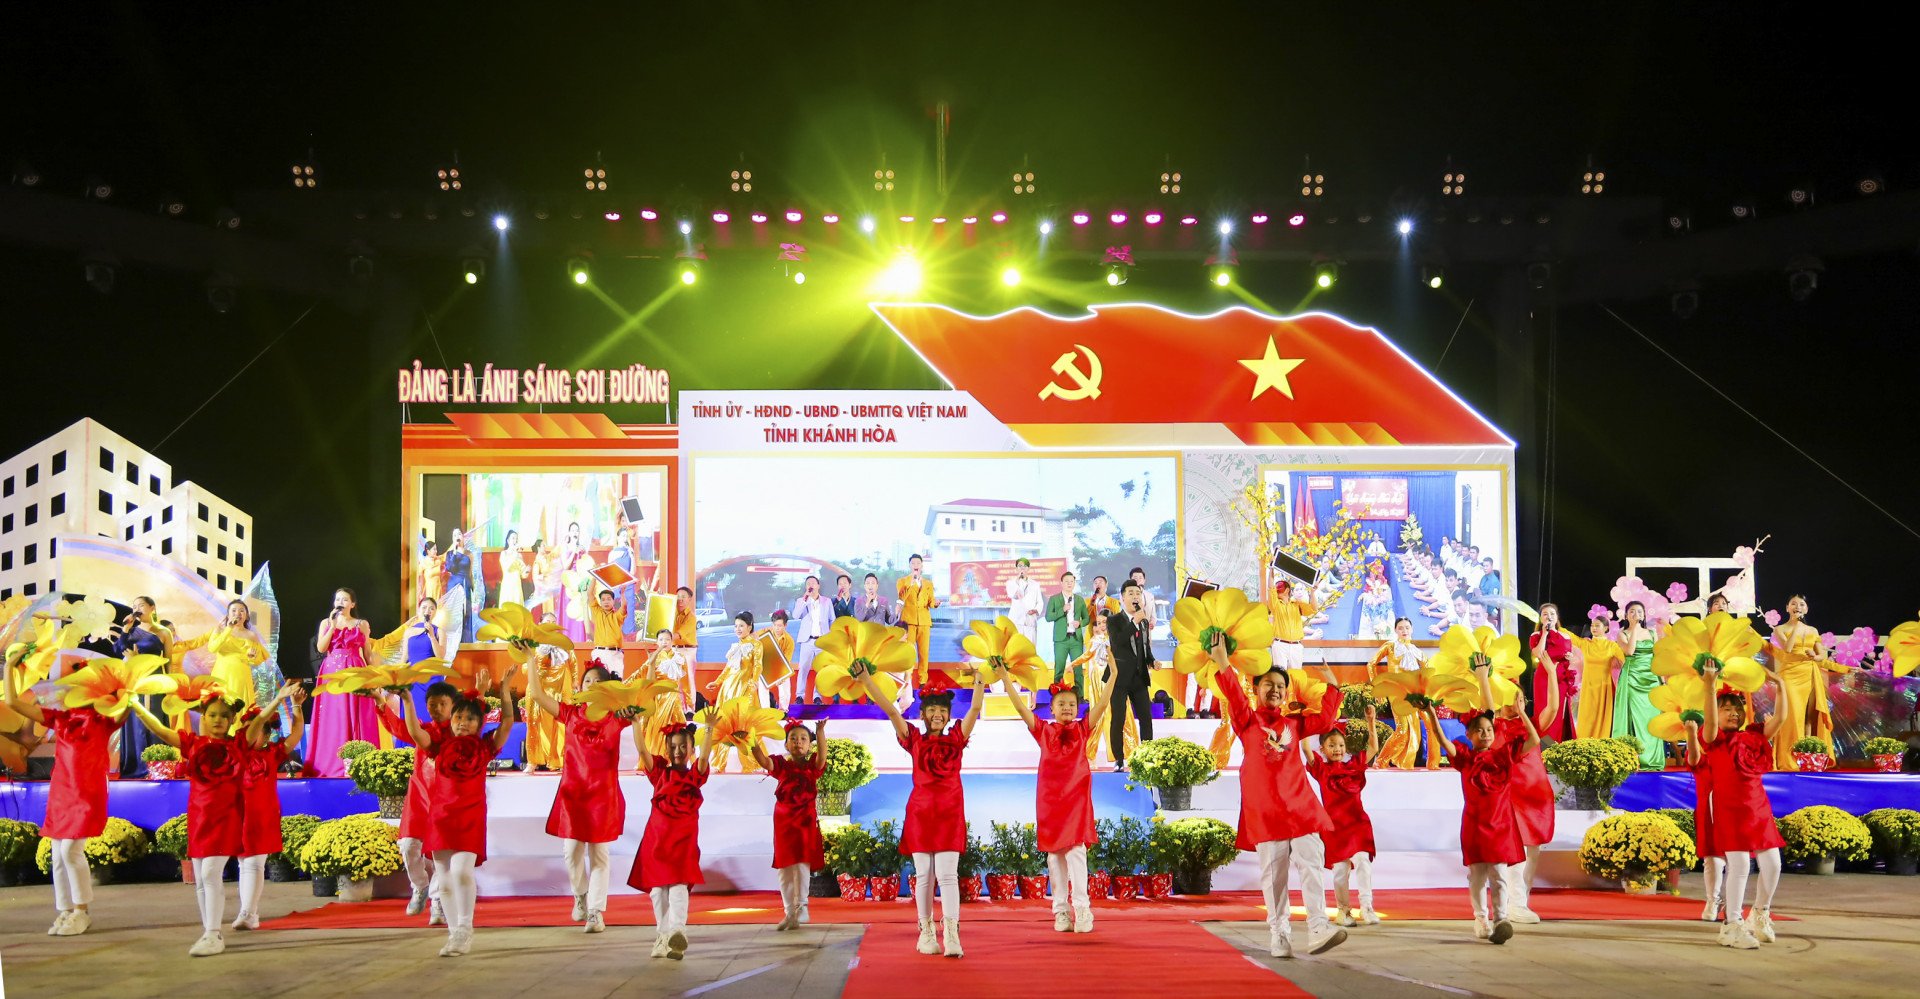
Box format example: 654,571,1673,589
855,572,895,625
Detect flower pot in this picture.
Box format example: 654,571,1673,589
378,796,406,820
1792,752,1833,773
1873,753,1903,773
810,868,839,898
1110,874,1140,900
1157,785,1193,811
1887,855,1918,876
957,875,983,901
1087,869,1111,900
1806,855,1837,875
145,760,181,781
1171,868,1213,896
1665,868,1684,895
836,873,868,902
1018,875,1049,900
1143,873,1173,899
338,877,373,902
869,874,901,902
985,873,1018,901
1618,868,1659,894
1569,785,1609,810
311,873,338,897
265,857,300,883
817,790,851,817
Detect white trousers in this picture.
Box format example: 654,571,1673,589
1721,848,1783,923
912,851,960,923
1256,834,1329,937
1046,846,1090,914
49,838,90,911
1703,855,1726,906
1467,862,1510,921
1331,852,1373,910
650,884,690,937
778,863,812,919
563,840,613,914
194,856,230,933
399,836,441,901
236,855,266,917
432,850,477,933
1501,843,1541,909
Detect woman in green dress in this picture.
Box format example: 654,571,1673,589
1609,600,1664,768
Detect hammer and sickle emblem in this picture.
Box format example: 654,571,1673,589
1037,344,1103,401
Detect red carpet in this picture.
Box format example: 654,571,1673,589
260,888,1716,931
841,918,1314,999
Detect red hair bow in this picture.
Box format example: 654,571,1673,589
659,721,691,736
1047,682,1072,696
1328,718,1349,733
782,718,808,732
922,672,957,696
461,689,484,702
238,706,264,725
1717,684,1741,697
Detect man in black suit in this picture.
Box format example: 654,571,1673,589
1106,579,1156,768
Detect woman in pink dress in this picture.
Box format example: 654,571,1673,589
310,587,379,777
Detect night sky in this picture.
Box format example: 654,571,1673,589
4,2,1916,654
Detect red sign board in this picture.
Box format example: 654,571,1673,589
947,558,1071,608
1340,477,1410,519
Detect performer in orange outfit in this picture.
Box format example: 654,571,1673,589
1267,578,1318,673
1767,594,1848,769
589,588,628,676
1370,617,1447,769
671,586,698,649
521,628,577,771
897,554,939,687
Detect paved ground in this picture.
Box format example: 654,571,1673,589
2,871,1913,998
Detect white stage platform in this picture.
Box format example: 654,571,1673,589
468,716,1610,896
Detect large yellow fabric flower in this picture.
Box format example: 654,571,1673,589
961,616,1049,690
704,696,786,750
1648,673,1710,742
815,663,901,703
574,676,680,722
814,616,916,676
1372,668,1479,714
157,673,229,717
1429,625,1524,708
54,654,170,718
1886,621,1920,679
5,616,75,690
475,603,572,663
1653,612,1765,692
1170,587,1274,679
323,661,450,696
55,595,119,644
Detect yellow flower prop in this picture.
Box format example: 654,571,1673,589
475,603,572,663
704,696,785,750
53,654,170,718
813,616,916,676
814,663,901,703
5,616,75,689
157,673,229,717
574,676,679,722
1170,587,1274,679
1372,668,1479,714
1652,612,1765,692
323,660,452,696
1429,625,1524,708
1648,673,1710,742
960,616,1050,690
1886,621,1920,679
1284,670,1331,715
55,595,119,644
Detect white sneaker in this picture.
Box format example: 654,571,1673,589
1268,926,1295,959
1700,895,1722,922
428,900,445,927
1334,910,1357,927
916,919,940,954
1509,904,1541,924
1726,921,1760,950
1473,915,1491,939
1053,910,1073,932
775,912,798,932
230,910,257,931
48,911,71,936
585,911,605,934
667,929,688,960
1073,907,1093,933
188,931,226,957
1359,906,1380,925
799,904,810,924
650,935,671,959
406,888,429,917
1488,919,1513,945
61,910,91,936
941,918,963,957
571,894,587,921
1307,927,1348,954
1716,922,1736,947
1747,909,1776,944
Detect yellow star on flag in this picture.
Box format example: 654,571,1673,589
1239,336,1305,400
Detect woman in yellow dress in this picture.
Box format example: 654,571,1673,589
1768,594,1848,769
497,530,527,609
416,540,445,606
639,627,692,758
1369,617,1447,769
1569,613,1621,739
521,637,577,771
711,612,764,706
170,599,268,708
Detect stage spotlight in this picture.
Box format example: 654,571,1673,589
991,212,1008,223
751,212,768,223
157,193,186,217
677,259,701,285
291,163,318,189
1159,170,1183,195
962,216,978,225
1314,267,1335,290
1581,168,1605,195
860,216,876,234
785,210,803,223
1110,212,1128,225
777,242,807,285
872,167,894,192
1787,186,1814,208
585,165,609,192
11,160,41,187
1786,255,1823,302
1210,265,1235,288
82,253,118,294
678,219,693,235
214,207,241,230
712,211,731,224
1103,265,1128,287
1287,212,1307,228
1300,171,1325,198
1180,216,1197,226
1396,218,1414,236
822,213,840,224
1731,201,1757,220
1039,220,1054,236
1857,174,1885,196
1001,266,1023,287
1421,265,1445,290
1526,261,1553,290
437,165,462,192
874,252,923,296
1072,213,1090,226
205,274,237,314
83,176,113,201
493,214,510,232
1670,282,1699,319
1442,168,1464,197
1666,213,1691,234
1013,170,1036,195
460,247,486,285
1218,219,1233,236
1251,214,1268,224
640,208,658,220
730,167,753,193
1144,212,1162,225
566,257,591,286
